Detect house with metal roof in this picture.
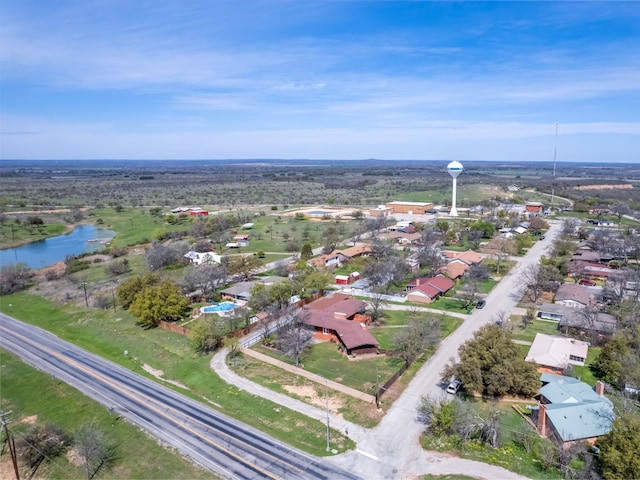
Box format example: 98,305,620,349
531,374,614,447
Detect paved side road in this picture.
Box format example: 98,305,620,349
211,220,562,480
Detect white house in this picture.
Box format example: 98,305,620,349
184,251,222,266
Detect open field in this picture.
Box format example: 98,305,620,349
0,292,352,457
0,348,213,480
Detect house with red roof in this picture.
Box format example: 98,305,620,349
406,276,455,304
303,293,378,356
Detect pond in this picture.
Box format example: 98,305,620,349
0,225,115,270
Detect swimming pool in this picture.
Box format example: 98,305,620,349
200,302,236,314
307,210,331,215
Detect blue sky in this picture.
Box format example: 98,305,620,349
1,1,639,162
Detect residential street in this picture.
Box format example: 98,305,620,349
212,220,563,479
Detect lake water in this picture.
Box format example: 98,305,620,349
0,225,115,270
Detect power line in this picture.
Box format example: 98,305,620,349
1,410,20,480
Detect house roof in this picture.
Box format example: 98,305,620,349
307,252,341,269
305,293,366,319
525,333,589,369
442,250,482,265
408,275,455,299
440,261,468,279
410,283,441,299
538,373,613,442
220,281,256,299
304,314,378,350
571,250,601,263
336,244,373,259
555,283,593,306
559,311,617,334
385,232,422,243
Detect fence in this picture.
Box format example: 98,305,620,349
374,354,412,407
158,320,190,336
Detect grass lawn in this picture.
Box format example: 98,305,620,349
413,296,469,314
89,207,191,247
0,220,69,249
571,347,601,386
230,353,384,427
0,292,351,457
254,342,404,394
510,318,562,343
371,312,462,350
0,348,213,480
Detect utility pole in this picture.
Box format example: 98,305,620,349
112,289,117,313
324,376,330,452
82,281,89,307
1,410,20,480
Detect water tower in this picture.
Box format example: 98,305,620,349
447,161,463,217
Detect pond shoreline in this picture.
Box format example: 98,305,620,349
0,223,79,250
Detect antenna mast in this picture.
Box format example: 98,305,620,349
550,123,558,208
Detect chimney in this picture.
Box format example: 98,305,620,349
537,403,547,437
595,380,605,396
334,311,347,320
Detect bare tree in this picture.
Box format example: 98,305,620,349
561,218,581,237
276,310,313,366
74,421,116,480
17,423,70,479
0,262,31,294
519,264,562,304
457,279,479,310
392,314,440,362
367,290,387,323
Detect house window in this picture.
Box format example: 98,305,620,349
322,327,329,334
569,355,585,363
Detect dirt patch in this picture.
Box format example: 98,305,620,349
21,414,38,425
142,364,190,391
66,447,84,466
283,384,344,415
573,183,633,190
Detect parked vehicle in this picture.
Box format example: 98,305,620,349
579,279,597,286
446,379,461,394
476,299,486,309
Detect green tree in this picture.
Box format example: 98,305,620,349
599,410,640,480
442,324,539,397
129,280,188,328
594,335,630,387
300,243,313,260
115,273,161,310
470,220,495,238
301,269,332,296
189,315,226,353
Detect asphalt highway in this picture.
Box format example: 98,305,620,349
0,313,361,480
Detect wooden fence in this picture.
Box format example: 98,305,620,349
374,354,412,407
158,320,190,336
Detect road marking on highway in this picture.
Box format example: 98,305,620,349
356,449,378,461
0,324,283,480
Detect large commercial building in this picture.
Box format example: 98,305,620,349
384,201,434,215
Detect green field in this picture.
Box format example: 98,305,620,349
0,348,213,479
0,292,351,457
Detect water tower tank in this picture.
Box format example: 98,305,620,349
447,161,463,178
